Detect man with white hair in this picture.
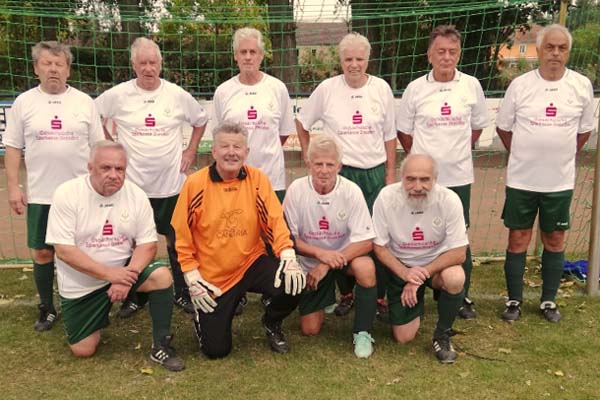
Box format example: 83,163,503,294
3,41,104,331
95,37,208,316
296,32,397,318
496,24,594,323
283,135,377,358
373,154,467,363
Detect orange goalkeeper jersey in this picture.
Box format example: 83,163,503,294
171,163,293,294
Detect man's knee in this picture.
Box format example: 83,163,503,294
202,342,232,359
350,257,376,288
139,266,173,292
541,231,565,252
33,248,54,264
507,229,533,253
438,266,465,295
69,332,100,358
392,318,419,344
300,312,323,336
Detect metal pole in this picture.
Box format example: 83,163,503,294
586,119,600,296
559,0,568,26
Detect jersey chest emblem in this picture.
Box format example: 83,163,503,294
432,217,442,228
120,210,130,223
336,210,348,221
163,107,173,117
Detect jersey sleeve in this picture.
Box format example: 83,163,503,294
282,180,300,237
46,182,77,246
133,191,158,245
296,82,325,131
213,84,225,124
88,100,106,145
441,191,469,251
278,82,296,137
347,184,376,243
495,80,517,132
381,81,397,141
578,78,595,134
94,88,118,119
179,88,208,128
395,83,416,135
3,98,25,149
171,175,202,273
470,78,490,130
254,169,293,256
372,190,390,247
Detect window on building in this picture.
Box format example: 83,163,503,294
519,44,526,54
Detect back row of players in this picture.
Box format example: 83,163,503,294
3,23,594,370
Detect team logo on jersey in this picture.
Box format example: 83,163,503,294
51,116,62,130
432,217,442,228
412,226,424,241
145,114,156,127
440,102,452,116
545,103,557,117
319,216,330,230
247,106,258,120
71,111,79,119
216,209,247,238
102,219,114,236
352,110,363,124
336,210,348,221
370,103,379,114
163,107,172,117
267,102,275,111
120,210,130,223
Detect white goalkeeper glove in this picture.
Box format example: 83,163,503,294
274,248,306,296
184,269,222,313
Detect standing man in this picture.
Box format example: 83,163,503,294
3,41,104,331
283,135,377,358
95,37,208,316
373,154,467,363
171,122,305,359
296,32,397,316
46,141,184,371
496,24,594,322
396,25,489,320
213,27,296,315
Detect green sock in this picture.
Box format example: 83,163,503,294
435,289,464,336
353,284,377,333
33,262,55,311
463,246,473,297
148,285,173,346
504,251,526,302
374,256,388,299
541,250,564,303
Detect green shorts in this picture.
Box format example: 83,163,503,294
386,268,433,326
61,262,161,344
448,184,471,228
149,195,179,235
299,266,350,316
340,164,385,213
502,187,572,232
27,204,53,250
275,190,286,205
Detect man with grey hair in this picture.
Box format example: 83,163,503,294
373,154,468,363
170,122,305,359
46,140,184,371
3,40,104,331
396,24,489,320
496,23,594,323
95,37,208,316
283,134,377,358
296,31,397,318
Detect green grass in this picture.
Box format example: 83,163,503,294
1,262,599,400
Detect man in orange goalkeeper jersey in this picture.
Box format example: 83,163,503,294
171,122,306,358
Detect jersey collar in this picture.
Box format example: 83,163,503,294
426,69,461,82
209,162,248,182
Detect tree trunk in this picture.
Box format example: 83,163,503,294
266,0,299,94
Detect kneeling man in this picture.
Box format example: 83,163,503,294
283,135,377,358
373,154,467,363
46,141,184,371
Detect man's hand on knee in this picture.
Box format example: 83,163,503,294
184,269,222,313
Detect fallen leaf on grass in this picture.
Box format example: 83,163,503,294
560,281,574,288
498,348,512,354
22,267,33,272
134,343,141,350
367,377,375,384
525,380,531,386
554,370,564,377
459,372,470,378
140,367,154,375
18,275,28,281
524,279,540,288
386,378,400,385
13,294,25,299
129,329,139,334
0,299,14,305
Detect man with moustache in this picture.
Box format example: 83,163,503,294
373,154,467,363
